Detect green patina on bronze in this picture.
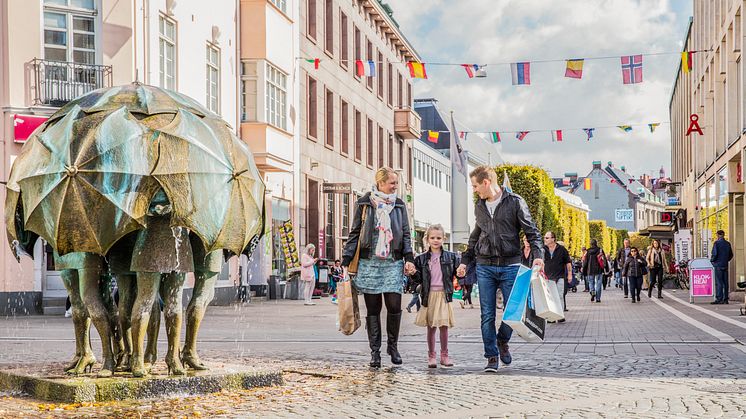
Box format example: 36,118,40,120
3,83,267,384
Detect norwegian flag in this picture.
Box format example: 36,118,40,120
621,55,643,84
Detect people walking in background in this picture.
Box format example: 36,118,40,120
459,261,477,309
406,283,421,313
341,167,415,368
711,230,734,305
521,236,532,267
615,239,632,298
646,239,669,299
412,225,460,368
582,240,604,303
623,247,647,303
456,166,544,373
601,250,612,290
329,260,343,304
543,231,572,321
300,244,318,306
581,247,589,292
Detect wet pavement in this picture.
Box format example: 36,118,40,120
1,286,746,417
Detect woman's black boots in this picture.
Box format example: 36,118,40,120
386,312,403,365
366,315,382,368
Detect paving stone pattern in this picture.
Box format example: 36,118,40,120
1,285,746,417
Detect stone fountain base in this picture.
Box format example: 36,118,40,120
0,362,283,402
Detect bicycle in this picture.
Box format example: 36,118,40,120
674,260,690,290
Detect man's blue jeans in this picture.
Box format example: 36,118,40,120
588,274,603,301
477,264,519,359
715,267,729,302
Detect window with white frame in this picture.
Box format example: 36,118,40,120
43,0,96,64
269,0,287,13
206,44,220,113
159,15,176,90
266,63,288,130
241,61,257,122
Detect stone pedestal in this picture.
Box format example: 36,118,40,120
0,362,282,402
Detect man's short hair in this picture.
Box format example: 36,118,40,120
717,230,725,236
469,165,498,185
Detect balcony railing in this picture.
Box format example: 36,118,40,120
30,58,112,107
394,107,422,140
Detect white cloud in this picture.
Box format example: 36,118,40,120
387,0,691,178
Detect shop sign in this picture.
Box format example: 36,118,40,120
13,114,48,143
322,182,351,194
673,229,692,263
614,209,634,222
690,268,714,297
278,220,300,271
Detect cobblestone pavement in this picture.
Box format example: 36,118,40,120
1,286,746,418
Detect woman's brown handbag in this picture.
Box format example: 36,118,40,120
347,207,367,275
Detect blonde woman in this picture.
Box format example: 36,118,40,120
341,167,415,368
300,244,318,306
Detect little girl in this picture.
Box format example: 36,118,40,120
411,224,460,368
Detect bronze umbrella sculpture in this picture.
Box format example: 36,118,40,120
4,83,266,376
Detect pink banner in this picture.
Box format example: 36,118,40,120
690,268,713,297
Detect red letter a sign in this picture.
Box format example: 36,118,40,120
686,114,703,136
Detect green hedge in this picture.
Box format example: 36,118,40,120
494,164,589,258
588,221,629,257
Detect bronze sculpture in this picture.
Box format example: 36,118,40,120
4,83,266,377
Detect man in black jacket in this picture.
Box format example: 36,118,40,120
615,238,632,298
457,166,544,373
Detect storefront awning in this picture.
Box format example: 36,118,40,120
638,224,675,237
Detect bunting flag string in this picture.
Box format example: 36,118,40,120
420,121,670,150
300,48,709,83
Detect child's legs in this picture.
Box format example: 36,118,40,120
439,326,449,352
427,326,436,354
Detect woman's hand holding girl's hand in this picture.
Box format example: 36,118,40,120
404,261,416,276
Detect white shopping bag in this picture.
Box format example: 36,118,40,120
503,265,546,342
530,267,565,322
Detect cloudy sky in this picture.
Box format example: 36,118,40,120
387,0,693,178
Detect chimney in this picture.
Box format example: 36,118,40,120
621,166,626,173
592,160,602,170
607,161,613,168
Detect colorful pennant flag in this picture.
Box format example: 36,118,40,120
427,130,439,143
510,62,531,85
516,131,529,141
306,58,320,69
565,59,584,79
551,130,563,142
407,62,428,79
621,55,643,84
462,64,483,78
617,125,632,133
459,131,467,140
681,52,693,74
648,123,660,133
356,60,376,77
583,178,592,190
491,132,501,143
583,128,595,141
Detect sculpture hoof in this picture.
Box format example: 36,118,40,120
97,368,114,378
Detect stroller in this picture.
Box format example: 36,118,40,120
569,260,582,293
738,280,746,316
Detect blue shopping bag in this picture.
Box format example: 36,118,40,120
503,265,546,342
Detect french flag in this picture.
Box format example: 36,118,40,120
511,62,530,85
356,60,376,77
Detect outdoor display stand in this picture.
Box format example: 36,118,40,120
688,258,715,304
